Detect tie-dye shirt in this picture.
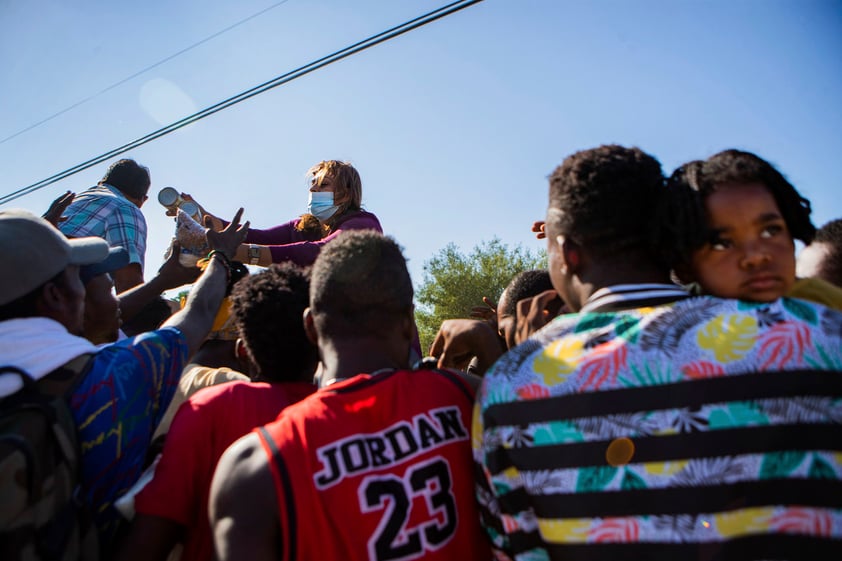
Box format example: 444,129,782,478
473,294,842,561
69,327,188,548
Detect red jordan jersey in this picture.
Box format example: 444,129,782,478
256,368,491,561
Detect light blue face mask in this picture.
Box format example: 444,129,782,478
307,191,339,221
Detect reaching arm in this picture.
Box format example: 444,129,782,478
173,193,226,232
42,190,75,226
118,241,200,323
531,220,547,240
234,212,382,267
470,296,498,325
162,210,248,356
210,433,280,561
113,263,145,293
514,289,565,346
429,318,505,376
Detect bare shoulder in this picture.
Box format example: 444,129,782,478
216,432,269,479
210,432,279,561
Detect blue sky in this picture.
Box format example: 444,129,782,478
1,0,840,289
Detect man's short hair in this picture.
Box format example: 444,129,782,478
547,145,666,264
229,263,317,381
100,159,151,200
501,269,553,317
310,230,412,337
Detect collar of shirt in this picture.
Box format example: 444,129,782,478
99,183,131,201
580,283,690,314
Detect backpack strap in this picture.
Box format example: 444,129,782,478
0,354,94,401
35,354,95,399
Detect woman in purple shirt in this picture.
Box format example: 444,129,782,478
205,160,382,267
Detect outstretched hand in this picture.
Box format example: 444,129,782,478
429,318,504,375
165,192,225,231
469,296,498,327
42,191,75,226
514,289,565,345
157,240,201,288
205,209,249,259
531,220,546,240
191,193,225,231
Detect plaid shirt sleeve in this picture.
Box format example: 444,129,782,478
103,203,147,269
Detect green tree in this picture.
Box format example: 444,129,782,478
415,238,546,352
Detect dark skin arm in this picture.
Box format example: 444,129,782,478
429,318,505,376
117,241,200,323
162,210,249,356
171,193,226,232
210,433,279,561
469,296,498,326
113,263,146,293
42,190,75,226
514,289,565,345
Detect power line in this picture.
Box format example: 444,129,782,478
0,0,294,146
1,0,484,207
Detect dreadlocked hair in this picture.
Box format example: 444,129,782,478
664,149,815,269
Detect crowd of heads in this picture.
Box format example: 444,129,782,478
541,144,839,310
1,143,840,561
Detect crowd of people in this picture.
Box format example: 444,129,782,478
1,148,840,560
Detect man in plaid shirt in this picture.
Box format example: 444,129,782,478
61,158,151,292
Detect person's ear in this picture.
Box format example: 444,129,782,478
34,277,79,333
560,237,582,274
235,338,249,359
41,281,63,307
673,263,695,284
333,185,350,207
38,278,71,315
303,308,319,345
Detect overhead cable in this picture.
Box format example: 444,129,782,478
1,0,483,206
0,0,294,146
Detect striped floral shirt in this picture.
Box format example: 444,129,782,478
473,294,842,561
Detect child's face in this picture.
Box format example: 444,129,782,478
689,182,795,302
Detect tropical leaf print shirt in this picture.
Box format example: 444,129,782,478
473,294,842,561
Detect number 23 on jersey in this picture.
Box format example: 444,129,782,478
360,457,458,561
